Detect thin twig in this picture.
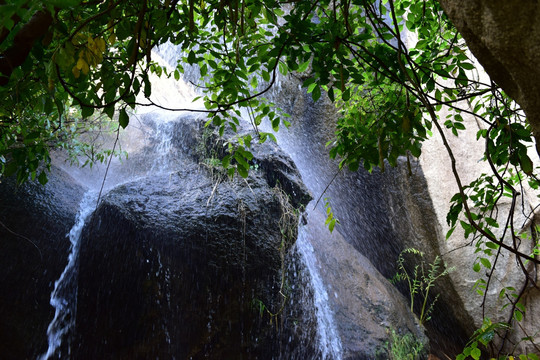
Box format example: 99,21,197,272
0,219,42,260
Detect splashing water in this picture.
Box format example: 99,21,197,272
39,191,98,360
149,119,178,174
296,228,343,360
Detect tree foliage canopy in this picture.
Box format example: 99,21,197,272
1,0,539,356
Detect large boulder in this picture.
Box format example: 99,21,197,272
72,136,312,358
0,167,85,359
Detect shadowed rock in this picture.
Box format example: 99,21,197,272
0,167,85,359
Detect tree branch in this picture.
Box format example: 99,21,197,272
0,10,53,85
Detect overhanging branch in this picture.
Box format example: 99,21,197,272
0,10,53,86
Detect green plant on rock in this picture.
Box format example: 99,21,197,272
252,185,299,328
457,318,510,360
323,197,339,233
391,248,451,325
379,328,425,360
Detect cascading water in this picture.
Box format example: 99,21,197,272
296,231,343,359
39,191,97,360
149,121,176,174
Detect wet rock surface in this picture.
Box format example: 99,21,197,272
263,72,470,357
73,117,313,359
0,167,85,359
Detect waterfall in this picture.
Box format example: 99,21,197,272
39,191,97,360
296,229,343,359
34,43,346,359
148,118,180,174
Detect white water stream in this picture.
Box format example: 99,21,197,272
296,229,343,359
39,191,97,360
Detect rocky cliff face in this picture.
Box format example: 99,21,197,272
263,71,469,358
439,0,540,156
417,107,540,354
70,112,431,359
0,105,433,359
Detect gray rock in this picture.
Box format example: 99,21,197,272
302,209,429,360
418,103,539,354
439,0,540,154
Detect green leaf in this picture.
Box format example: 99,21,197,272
480,257,492,269
328,218,336,232
514,309,523,322
37,171,48,185
272,117,280,132
250,76,258,88
312,84,321,102
187,50,196,64
484,217,499,227
278,61,288,76
200,63,208,77
454,122,466,130
237,164,248,178
470,347,481,360
520,154,534,175
473,262,481,272
446,226,456,240
234,151,250,169
119,108,129,129
297,59,310,73
143,76,151,98
104,105,114,119
460,62,475,70
328,87,335,102
342,88,351,101
81,106,94,118
222,155,231,168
